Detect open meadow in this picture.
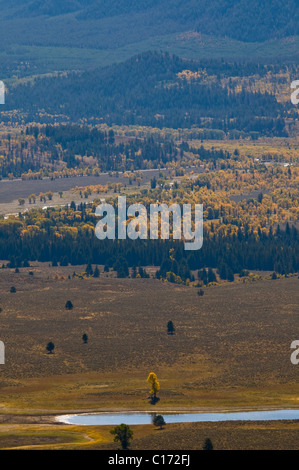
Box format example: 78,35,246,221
0,264,298,449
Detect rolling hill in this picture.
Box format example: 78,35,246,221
0,1,297,78
6,51,289,136
1,0,297,43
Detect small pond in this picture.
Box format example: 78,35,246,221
57,409,299,426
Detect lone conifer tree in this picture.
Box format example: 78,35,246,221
46,341,55,354
203,438,214,450
167,321,175,335
153,414,166,430
65,300,73,310
110,424,133,450
82,333,88,344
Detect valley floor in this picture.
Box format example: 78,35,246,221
0,265,298,449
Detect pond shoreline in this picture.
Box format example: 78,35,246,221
55,409,299,426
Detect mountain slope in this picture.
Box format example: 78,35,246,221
6,51,288,137
0,0,297,43
78,0,298,42
0,1,297,79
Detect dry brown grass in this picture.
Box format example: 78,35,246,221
0,421,299,450
0,265,298,449
190,138,299,163
0,266,298,409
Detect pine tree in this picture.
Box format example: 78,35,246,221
203,438,214,450
46,342,55,354
65,300,73,310
93,265,100,278
85,263,93,276
153,414,166,430
167,321,175,335
82,333,88,344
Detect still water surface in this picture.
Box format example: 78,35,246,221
58,409,299,426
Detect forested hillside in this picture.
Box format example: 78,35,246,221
6,52,290,136
1,0,297,43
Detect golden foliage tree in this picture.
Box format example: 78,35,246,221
147,372,160,403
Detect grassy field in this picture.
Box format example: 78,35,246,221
0,421,299,450
191,138,299,162
0,264,298,448
0,168,171,215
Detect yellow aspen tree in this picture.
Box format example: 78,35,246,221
147,372,160,400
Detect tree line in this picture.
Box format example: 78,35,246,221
0,213,297,277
